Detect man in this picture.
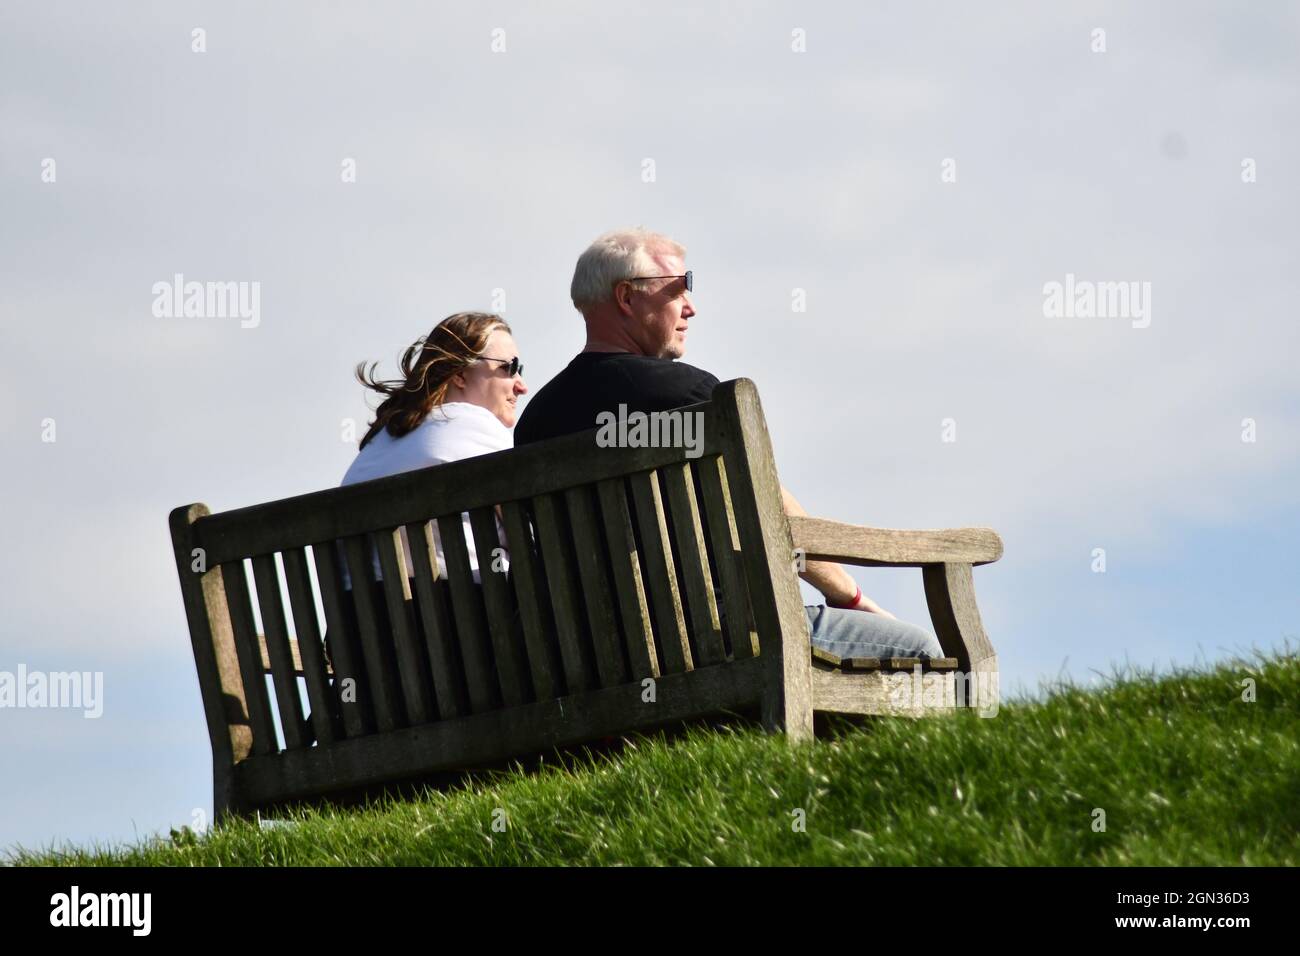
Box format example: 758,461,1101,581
516,227,943,661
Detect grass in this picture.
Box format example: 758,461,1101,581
12,651,1299,866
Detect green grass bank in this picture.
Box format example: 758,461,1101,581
14,652,1297,866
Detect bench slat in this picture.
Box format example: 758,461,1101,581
374,529,436,726
251,555,310,750
498,502,563,701
469,507,532,707
627,470,691,674
660,463,726,667
258,632,304,674
437,515,500,714
221,560,279,756
341,535,402,732
403,521,467,720
596,478,658,680
810,646,842,668
234,655,767,809
310,542,371,737
195,428,721,567
696,455,758,659
281,547,341,745
532,493,596,694
566,485,629,688
811,651,961,673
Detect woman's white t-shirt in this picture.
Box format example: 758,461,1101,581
339,402,511,587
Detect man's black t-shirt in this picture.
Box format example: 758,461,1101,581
514,351,720,446
514,350,744,649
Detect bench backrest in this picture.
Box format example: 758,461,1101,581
168,379,813,785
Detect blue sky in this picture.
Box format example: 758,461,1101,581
1,0,1296,853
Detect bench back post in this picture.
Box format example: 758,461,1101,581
710,380,813,740
169,503,251,821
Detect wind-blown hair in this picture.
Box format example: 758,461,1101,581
355,311,510,450
569,227,686,312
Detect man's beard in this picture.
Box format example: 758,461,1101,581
658,338,685,360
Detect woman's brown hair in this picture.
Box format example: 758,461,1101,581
355,311,510,450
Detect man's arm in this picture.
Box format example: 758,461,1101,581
780,486,896,618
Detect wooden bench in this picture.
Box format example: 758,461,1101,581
169,379,1003,822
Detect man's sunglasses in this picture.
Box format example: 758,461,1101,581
626,270,692,293
478,355,524,377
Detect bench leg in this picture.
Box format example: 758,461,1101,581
923,562,999,714
213,763,241,827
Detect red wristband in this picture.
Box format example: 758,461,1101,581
829,585,861,610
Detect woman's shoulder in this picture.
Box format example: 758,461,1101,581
341,404,510,487
418,402,512,452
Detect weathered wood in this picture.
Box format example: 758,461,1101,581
374,529,435,725
565,485,629,687
695,455,758,659
789,517,1003,568
281,547,340,745
437,515,500,713
468,507,531,707
659,462,726,666
233,656,766,808
881,657,959,672
498,502,562,701
404,520,468,720
924,562,999,712
811,646,842,668
196,429,720,567
341,535,401,732
531,493,596,694
170,505,249,820
258,633,304,675
627,471,692,675
220,560,279,755
311,540,371,737
709,380,814,739
811,667,956,717
251,554,310,750
596,478,658,680
174,377,1002,822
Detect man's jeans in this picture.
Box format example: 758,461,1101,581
805,605,944,660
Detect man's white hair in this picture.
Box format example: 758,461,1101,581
570,227,686,312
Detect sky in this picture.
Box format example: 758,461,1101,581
1,0,1297,854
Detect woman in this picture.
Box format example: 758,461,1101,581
340,311,528,586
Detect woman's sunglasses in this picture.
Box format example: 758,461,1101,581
478,355,524,377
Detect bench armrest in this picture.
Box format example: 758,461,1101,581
789,516,1001,692
788,516,1003,567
